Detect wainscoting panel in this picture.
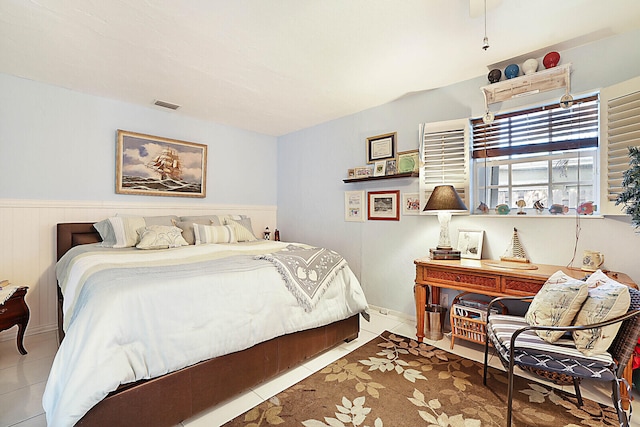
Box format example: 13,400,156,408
0,199,277,341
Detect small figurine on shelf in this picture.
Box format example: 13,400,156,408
263,227,271,240
533,200,545,214
516,199,527,215
477,202,489,214
274,229,280,241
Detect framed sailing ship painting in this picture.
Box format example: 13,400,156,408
116,130,207,198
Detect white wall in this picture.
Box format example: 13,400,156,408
277,29,640,317
0,73,279,339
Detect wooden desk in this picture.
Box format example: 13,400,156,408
414,257,636,408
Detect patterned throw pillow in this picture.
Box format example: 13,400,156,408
193,223,237,245
136,225,189,250
524,270,589,343
223,217,257,242
572,270,631,356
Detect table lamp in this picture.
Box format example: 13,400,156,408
423,185,467,250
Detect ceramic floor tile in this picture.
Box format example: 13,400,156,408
8,413,47,427
181,389,264,427
0,332,58,371
0,354,55,395
362,311,405,334
0,381,46,427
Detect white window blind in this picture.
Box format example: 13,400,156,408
600,76,640,215
419,119,470,211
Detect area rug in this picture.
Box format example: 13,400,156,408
223,331,619,426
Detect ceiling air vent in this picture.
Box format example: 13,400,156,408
153,100,181,110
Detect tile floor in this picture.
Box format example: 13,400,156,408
1,309,638,426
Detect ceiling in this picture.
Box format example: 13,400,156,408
2,1,640,136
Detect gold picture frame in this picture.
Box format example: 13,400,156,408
397,149,419,174
366,132,396,164
116,130,207,198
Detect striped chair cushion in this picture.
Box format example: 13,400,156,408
487,314,617,381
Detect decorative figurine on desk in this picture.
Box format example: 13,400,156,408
500,227,530,263
263,227,271,240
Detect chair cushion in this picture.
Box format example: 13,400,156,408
488,314,617,381
524,270,589,343
572,270,631,356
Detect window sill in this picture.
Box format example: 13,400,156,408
469,213,604,219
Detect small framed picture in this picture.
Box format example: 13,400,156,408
368,190,400,221
347,168,355,178
456,229,484,259
354,166,372,178
366,132,397,164
385,159,397,175
344,191,365,222
402,193,421,215
373,160,386,177
397,150,419,173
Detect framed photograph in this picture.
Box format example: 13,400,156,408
456,229,484,259
397,149,419,174
368,190,400,221
373,160,386,177
402,192,421,215
385,159,397,175
344,191,365,222
366,132,397,164
116,130,207,198
347,168,355,179
354,166,373,178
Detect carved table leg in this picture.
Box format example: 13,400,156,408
16,318,28,355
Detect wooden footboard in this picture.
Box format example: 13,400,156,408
56,222,361,426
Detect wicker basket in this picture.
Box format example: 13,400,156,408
450,292,507,349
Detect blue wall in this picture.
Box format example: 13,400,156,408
277,30,640,315
0,74,277,204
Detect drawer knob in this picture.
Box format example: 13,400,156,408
455,275,461,282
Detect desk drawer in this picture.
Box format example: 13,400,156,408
424,268,499,292
502,277,545,295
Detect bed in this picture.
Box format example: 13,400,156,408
46,222,368,427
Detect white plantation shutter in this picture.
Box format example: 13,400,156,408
600,76,640,215
419,119,470,212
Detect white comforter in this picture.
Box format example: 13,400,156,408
43,241,368,426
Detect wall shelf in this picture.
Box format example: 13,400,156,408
481,63,571,105
343,172,418,183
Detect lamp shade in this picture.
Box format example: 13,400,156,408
423,185,467,212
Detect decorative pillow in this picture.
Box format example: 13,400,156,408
179,215,223,226
108,216,146,248
136,225,188,250
524,270,589,343
93,219,117,247
171,219,212,245
142,215,179,227
223,217,257,242
193,223,237,245
572,270,631,356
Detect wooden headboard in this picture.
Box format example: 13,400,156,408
56,222,102,261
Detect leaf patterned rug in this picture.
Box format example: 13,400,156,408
222,331,618,426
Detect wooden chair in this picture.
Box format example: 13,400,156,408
482,287,640,427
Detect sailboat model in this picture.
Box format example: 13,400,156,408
148,148,182,181
500,227,530,263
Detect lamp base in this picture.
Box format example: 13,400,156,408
430,248,461,260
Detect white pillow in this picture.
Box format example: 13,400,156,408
572,270,631,356
107,216,146,248
193,223,237,245
524,270,589,343
136,225,189,250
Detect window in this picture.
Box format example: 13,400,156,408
471,95,599,213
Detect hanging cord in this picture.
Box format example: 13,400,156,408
567,101,582,269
